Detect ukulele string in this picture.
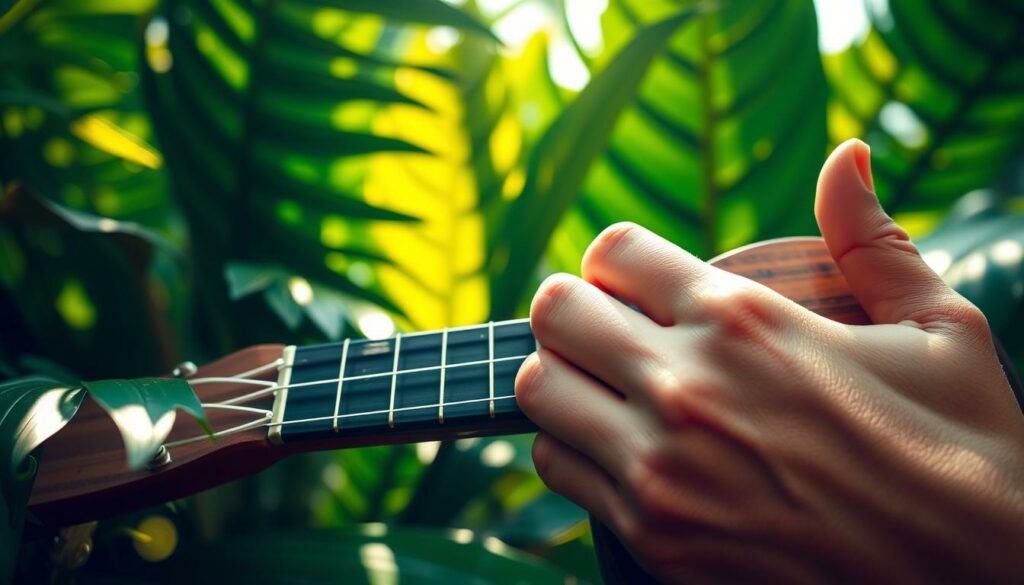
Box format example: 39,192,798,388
171,342,534,447
262,394,520,428
163,404,274,449
203,353,534,406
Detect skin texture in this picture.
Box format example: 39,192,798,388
515,139,1024,583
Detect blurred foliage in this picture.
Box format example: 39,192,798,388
1,0,1023,582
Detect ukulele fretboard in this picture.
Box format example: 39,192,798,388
269,320,536,443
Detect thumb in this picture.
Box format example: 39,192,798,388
815,139,973,328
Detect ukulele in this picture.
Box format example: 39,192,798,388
28,236,987,582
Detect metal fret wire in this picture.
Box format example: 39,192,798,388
387,333,402,428
332,338,350,432
438,328,448,424
488,321,495,418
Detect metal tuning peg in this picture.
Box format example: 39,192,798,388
172,361,197,378
152,361,196,471
146,444,172,471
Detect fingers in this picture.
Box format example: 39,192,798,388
581,222,712,326
815,139,981,330
515,349,649,480
531,432,629,531
530,273,666,399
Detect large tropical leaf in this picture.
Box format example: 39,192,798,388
0,0,181,379
0,0,170,227
825,0,1024,213
141,0,494,349
0,185,178,378
360,17,521,330
540,0,828,304
489,7,700,317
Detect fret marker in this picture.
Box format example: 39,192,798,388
438,328,448,424
332,338,350,432
488,321,495,419
388,334,401,429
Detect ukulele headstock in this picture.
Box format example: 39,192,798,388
29,344,288,528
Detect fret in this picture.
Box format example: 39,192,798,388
438,328,448,424
491,320,534,418
332,338,350,432
442,324,491,420
387,334,402,429
331,338,393,435
392,331,441,428
488,321,495,418
278,342,349,441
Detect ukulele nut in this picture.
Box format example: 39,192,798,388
172,361,198,378
147,444,172,471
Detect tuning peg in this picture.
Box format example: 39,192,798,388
146,444,172,471
172,361,197,378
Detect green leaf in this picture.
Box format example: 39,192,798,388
83,378,210,470
263,281,305,331
0,184,178,377
0,377,85,475
0,1,170,228
314,445,423,523
487,491,588,546
0,457,34,584
121,525,576,584
0,375,85,583
917,191,1024,332
535,0,829,310
0,183,180,267
144,0,438,347
225,262,290,300
490,7,699,317
224,262,365,340
324,0,498,42
825,0,1024,213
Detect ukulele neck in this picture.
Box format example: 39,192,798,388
268,319,537,446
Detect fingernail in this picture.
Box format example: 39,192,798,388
852,139,875,193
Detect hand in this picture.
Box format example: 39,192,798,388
516,139,1024,582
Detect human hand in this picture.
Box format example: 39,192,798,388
516,139,1024,582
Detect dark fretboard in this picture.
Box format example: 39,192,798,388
270,320,536,443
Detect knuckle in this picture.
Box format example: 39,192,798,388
530,273,580,332
627,454,670,524
644,370,696,427
949,300,990,335
584,221,643,269
648,372,730,430
698,285,779,339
